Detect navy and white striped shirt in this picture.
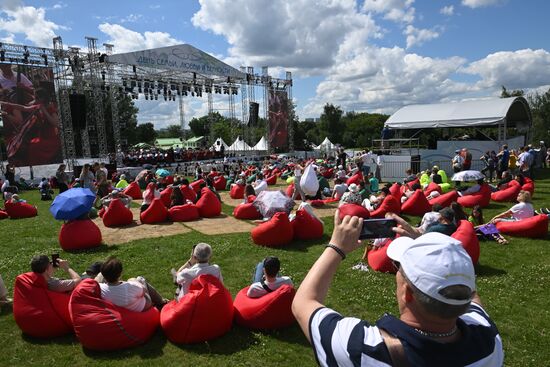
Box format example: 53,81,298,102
309,303,503,366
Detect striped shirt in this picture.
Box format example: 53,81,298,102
309,303,503,366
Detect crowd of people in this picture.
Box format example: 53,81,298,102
120,146,225,167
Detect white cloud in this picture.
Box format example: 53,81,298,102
461,0,505,8
0,3,63,46
440,5,454,15
120,14,143,24
404,25,439,48
98,23,182,53
362,0,416,23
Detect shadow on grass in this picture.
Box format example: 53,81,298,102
83,328,167,359
0,303,13,316
475,263,507,277
21,332,77,346
283,235,330,253
65,244,119,255
173,325,259,355
260,324,310,348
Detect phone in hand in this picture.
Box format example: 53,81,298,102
51,253,60,267
359,219,397,240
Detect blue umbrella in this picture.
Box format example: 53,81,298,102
50,188,96,220
156,168,170,178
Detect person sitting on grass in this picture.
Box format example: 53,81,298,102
339,183,363,206
100,189,132,209
490,190,534,223
331,178,348,200
169,186,185,207
458,178,484,197
99,257,167,312
426,207,457,236
115,174,129,189
0,273,12,307
247,256,293,298
253,173,268,195
243,184,256,203
30,255,81,293
362,186,390,211
141,182,160,212
418,203,443,233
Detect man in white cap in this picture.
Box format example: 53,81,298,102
292,211,503,366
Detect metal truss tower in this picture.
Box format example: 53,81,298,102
103,43,123,165
286,71,294,152
86,37,108,157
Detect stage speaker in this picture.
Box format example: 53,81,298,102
69,94,87,130
248,102,259,126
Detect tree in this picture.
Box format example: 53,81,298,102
527,88,550,145
501,86,524,98
319,104,343,143
135,122,157,144
157,124,183,139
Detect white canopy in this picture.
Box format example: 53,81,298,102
385,97,531,129
314,137,337,151
253,136,268,151
212,137,229,151
227,138,252,152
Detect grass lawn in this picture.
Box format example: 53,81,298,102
1,170,549,366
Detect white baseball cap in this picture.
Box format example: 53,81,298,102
387,232,475,306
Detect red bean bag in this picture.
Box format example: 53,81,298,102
496,214,548,238
0,210,7,219
247,195,257,203
401,190,431,216
213,176,227,191
180,185,197,203
4,201,37,219
233,203,262,220
160,186,173,207
196,188,222,218
190,179,205,194
370,195,401,218
339,203,370,219
230,184,245,199
405,178,420,189
292,208,324,240
169,204,200,222
508,179,521,187
286,183,294,198
367,240,395,273
346,173,363,186
521,177,535,196
389,183,402,198
13,272,73,338
310,199,325,208
70,279,159,351
451,220,480,265
423,182,442,197
491,184,521,202
102,198,133,227
98,207,106,218
140,198,169,224
123,181,142,200
59,219,102,251
265,175,277,185
233,285,296,330
428,190,459,207
160,275,233,344
322,168,334,179
165,175,174,185
251,212,294,247
457,184,491,208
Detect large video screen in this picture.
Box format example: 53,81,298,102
0,63,63,167
268,90,289,150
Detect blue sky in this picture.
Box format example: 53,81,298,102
1,0,550,129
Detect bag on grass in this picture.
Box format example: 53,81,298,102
300,165,319,197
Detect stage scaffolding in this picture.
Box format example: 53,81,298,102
0,38,294,166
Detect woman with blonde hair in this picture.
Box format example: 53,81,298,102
490,190,534,223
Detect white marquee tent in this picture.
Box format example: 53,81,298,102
253,136,268,151
314,137,337,151
227,138,252,152
212,137,229,152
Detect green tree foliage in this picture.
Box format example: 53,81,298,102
501,86,525,98
135,122,157,144
528,88,550,145
156,124,183,139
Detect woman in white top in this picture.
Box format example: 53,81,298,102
491,190,535,223
79,164,95,189
292,163,305,201
141,182,160,211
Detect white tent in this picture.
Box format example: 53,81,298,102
252,136,268,151
384,97,531,130
314,137,337,151
227,137,252,152
212,137,229,152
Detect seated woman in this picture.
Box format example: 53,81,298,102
99,257,166,312
362,186,390,211
253,173,268,196
243,184,256,204
458,178,484,196
469,205,508,244
169,186,185,208
331,178,348,200
451,201,468,221
101,189,132,209
491,190,534,223
10,194,26,203
338,183,363,206
141,183,160,212
248,256,293,298
400,182,421,203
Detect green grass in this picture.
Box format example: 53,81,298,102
1,170,550,366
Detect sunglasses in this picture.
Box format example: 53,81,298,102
391,260,401,272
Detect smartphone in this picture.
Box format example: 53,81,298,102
51,253,60,267
359,219,397,240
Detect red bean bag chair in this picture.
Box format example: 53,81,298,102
405,178,420,189
251,212,294,247
367,239,395,273
13,272,73,338
190,179,205,194
123,181,142,200
346,173,363,186
160,186,173,207
496,214,548,238
0,210,8,219
286,183,294,198
370,195,401,218
140,198,169,224
59,219,102,251
339,203,370,219
389,183,402,198
451,220,480,265
230,184,245,199
265,175,277,185
423,182,442,197
160,275,233,344
521,177,535,196
98,207,106,218
233,203,262,220
213,176,227,191
169,204,200,222
428,190,459,208
310,199,325,208
246,195,257,203
457,184,491,208
322,168,334,179
165,175,174,185
195,188,222,218
491,183,521,202
4,201,37,219
180,185,197,203
401,190,431,217
102,198,133,227
292,208,324,240
233,285,296,330
70,279,159,351
508,179,521,188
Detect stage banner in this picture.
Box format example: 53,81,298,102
268,90,289,150
0,64,63,166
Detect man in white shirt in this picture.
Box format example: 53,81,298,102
331,179,348,200
174,243,223,301
452,149,464,172
418,203,443,233
248,256,293,298
253,173,268,195
360,149,372,176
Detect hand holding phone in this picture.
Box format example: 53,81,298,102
359,219,397,240
51,253,60,267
